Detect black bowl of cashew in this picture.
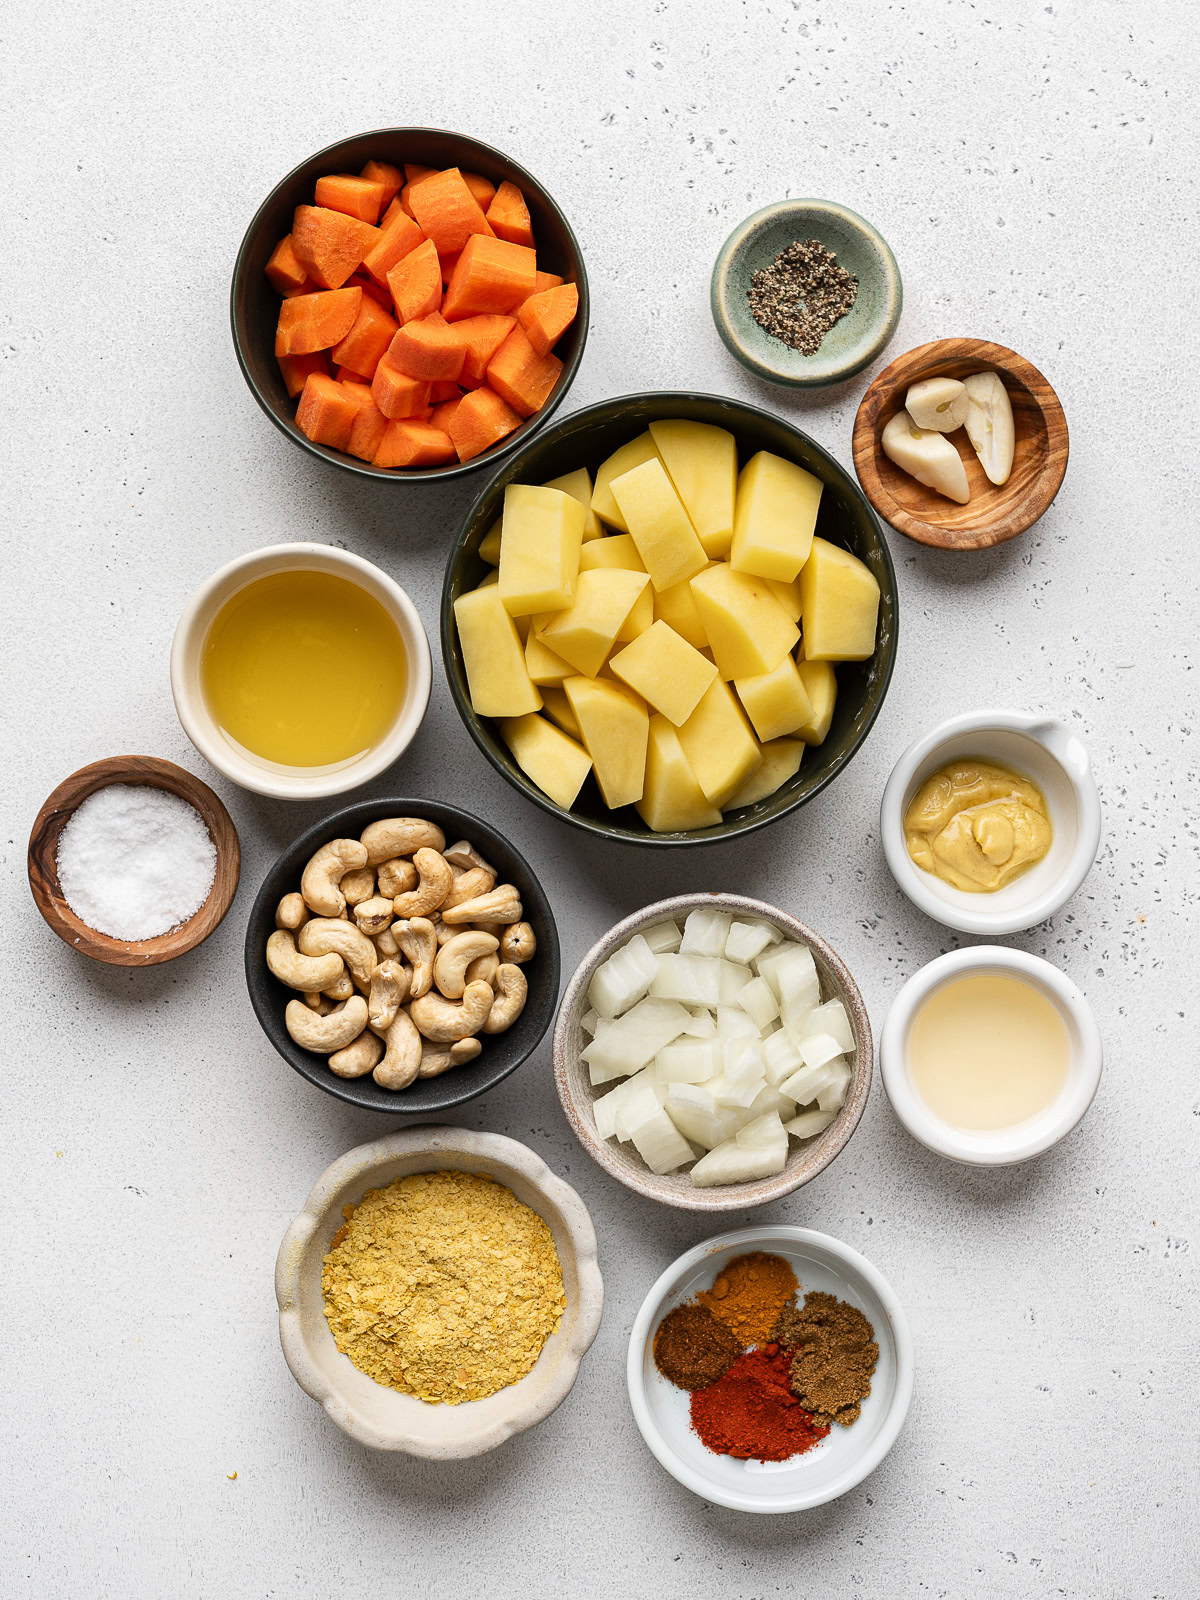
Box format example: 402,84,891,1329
244,797,560,1113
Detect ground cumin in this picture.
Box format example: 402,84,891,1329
321,1170,565,1405
697,1251,798,1347
771,1291,879,1427
653,1301,741,1390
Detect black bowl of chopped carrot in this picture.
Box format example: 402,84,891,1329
231,128,589,481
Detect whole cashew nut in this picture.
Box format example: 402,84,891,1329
340,867,376,907
465,950,500,988
329,1029,384,1079
298,918,377,991
368,960,410,1033
441,865,497,911
267,930,345,994
392,849,454,918
354,896,395,937
500,922,537,963
377,857,418,898
432,915,459,946
373,1008,423,1090
275,893,308,931
303,992,333,1013
441,885,522,927
483,964,528,1034
433,931,499,999
324,972,355,1002
361,817,446,867
285,995,369,1053
393,918,436,1000
409,980,494,1042
300,838,369,917
443,840,497,877
417,1036,483,1078
373,926,400,959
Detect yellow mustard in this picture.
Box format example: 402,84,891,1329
903,759,1052,893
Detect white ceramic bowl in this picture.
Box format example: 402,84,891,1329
276,1126,603,1456
880,709,1101,935
170,542,431,800
554,894,873,1213
880,946,1103,1165
627,1225,913,1514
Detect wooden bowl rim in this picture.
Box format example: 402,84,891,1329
851,336,1069,550
27,756,240,966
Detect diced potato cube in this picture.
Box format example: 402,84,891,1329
795,658,838,744
653,565,712,649
563,675,649,809
540,685,581,740
609,458,708,592
578,533,652,642
636,715,723,833
542,467,604,540
689,563,799,679
730,450,823,582
535,569,650,677
476,570,499,587
767,575,802,621
525,627,573,686
676,679,762,807
734,654,816,743
724,738,804,809
591,431,660,530
499,712,592,809
497,484,585,616
648,419,738,558
797,537,881,660
478,519,502,565
609,619,718,727
453,586,543,718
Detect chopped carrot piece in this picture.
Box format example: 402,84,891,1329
485,180,534,248
296,372,361,450
409,167,495,256
405,164,438,185
428,379,461,401
343,384,390,461
462,172,497,210
370,354,432,419
277,350,330,399
314,173,387,224
265,234,308,295
281,277,319,298
439,251,460,286
533,270,563,294
374,420,457,469
359,160,403,208
442,235,536,320
448,385,523,462
429,396,463,434
486,325,563,416
275,287,363,356
380,197,403,227
386,312,466,381
335,364,372,384
291,206,379,289
332,295,398,379
386,238,441,323
453,314,516,384
345,270,394,310
361,209,426,287
517,281,579,356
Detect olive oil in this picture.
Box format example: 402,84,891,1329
201,569,407,767
908,972,1070,1131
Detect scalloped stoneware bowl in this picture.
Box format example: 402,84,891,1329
553,893,873,1212
627,1224,913,1512
277,1127,603,1456
232,127,589,482
244,797,559,1114
711,201,902,387
443,391,898,847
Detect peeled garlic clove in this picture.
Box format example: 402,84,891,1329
905,376,968,432
962,371,1015,485
881,410,971,504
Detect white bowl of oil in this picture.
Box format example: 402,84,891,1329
880,946,1103,1165
171,544,431,800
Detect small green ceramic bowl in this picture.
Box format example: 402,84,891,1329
711,201,901,388
231,127,589,482
441,391,898,848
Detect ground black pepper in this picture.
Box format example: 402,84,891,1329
747,239,858,356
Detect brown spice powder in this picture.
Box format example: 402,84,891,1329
653,1301,742,1390
772,1290,879,1427
698,1251,798,1347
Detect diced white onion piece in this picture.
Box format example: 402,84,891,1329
691,1130,788,1187
649,952,721,1007
737,974,779,1030
798,1031,844,1071
718,1005,759,1042
665,1083,741,1149
588,934,660,1019
581,1008,599,1037
680,909,733,958
803,999,855,1054
641,920,682,954
630,1106,695,1173
725,919,782,964
778,1061,839,1106
757,943,820,1010
593,1085,621,1140
681,1007,717,1039
580,997,691,1080
656,1038,721,1083
711,1064,766,1110
613,1071,666,1141
781,994,818,1042
723,1037,766,1090
762,1029,804,1086
744,1083,797,1123
816,1060,852,1111
784,1107,836,1140
718,960,753,1005
735,1110,789,1152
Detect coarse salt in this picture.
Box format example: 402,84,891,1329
55,783,217,941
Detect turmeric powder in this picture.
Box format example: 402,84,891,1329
697,1251,797,1347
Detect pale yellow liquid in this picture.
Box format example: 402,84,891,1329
908,973,1071,1131
200,570,407,767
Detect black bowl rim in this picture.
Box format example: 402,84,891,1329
230,126,590,484
440,389,899,847
244,796,561,1112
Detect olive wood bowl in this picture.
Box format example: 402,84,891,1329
851,337,1068,550
27,756,240,965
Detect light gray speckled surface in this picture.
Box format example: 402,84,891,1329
3,3,1197,1596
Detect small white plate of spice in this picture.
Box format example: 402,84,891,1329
627,1225,912,1513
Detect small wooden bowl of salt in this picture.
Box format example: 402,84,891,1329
28,756,240,966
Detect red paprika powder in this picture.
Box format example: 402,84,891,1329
689,1344,829,1462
